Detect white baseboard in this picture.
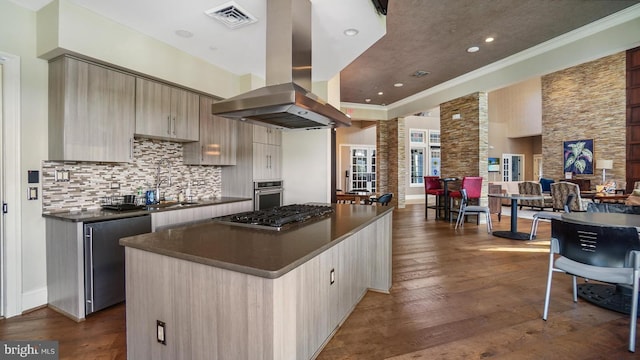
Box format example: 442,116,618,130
22,286,47,313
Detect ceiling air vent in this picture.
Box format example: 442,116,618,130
205,1,258,29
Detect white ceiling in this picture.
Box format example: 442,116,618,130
10,0,386,82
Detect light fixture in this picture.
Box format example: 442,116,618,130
452,113,462,120
394,83,403,87
175,30,193,38
365,98,371,103
467,46,479,53
378,91,383,95
485,37,494,43
343,28,359,36
596,159,613,184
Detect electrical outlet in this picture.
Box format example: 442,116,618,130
157,320,166,345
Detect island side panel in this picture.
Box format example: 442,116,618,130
125,247,274,360
45,218,85,321
370,212,392,292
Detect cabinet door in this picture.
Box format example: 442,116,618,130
253,143,281,180
88,64,136,162
49,57,135,162
170,88,199,141
184,97,237,165
253,126,281,145
253,143,269,180
135,78,172,138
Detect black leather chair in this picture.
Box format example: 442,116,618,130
370,193,393,206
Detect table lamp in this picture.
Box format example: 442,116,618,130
596,159,613,184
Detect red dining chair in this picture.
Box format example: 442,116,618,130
424,176,444,219
448,176,483,223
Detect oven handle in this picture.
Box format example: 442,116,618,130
255,188,284,195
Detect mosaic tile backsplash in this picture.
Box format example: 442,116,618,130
42,138,222,213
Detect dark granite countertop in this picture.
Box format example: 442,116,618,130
42,197,252,223
120,204,394,279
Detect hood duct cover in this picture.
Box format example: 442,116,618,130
211,0,351,130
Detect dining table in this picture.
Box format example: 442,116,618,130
560,212,640,315
487,193,545,240
580,191,630,204
336,191,372,205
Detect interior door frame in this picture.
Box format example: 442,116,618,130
1,52,23,318
501,153,525,181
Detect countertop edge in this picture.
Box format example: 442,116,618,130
42,197,253,222
120,206,394,279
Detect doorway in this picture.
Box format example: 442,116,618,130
501,154,525,181
533,154,543,180
1,52,22,318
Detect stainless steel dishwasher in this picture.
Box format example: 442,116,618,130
84,215,151,315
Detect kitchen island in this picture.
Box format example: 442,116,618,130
120,203,393,360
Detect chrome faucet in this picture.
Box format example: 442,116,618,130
155,159,171,203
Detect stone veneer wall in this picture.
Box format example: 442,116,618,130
376,118,404,208
542,52,626,186
440,92,489,205
42,138,222,213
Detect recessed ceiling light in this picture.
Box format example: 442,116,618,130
378,91,384,95
343,28,359,36
394,83,403,87
467,46,480,53
485,37,494,43
175,30,193,38
365,98,371,103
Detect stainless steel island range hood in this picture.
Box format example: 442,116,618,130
211,0,351,130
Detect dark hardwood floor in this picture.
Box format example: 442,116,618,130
1,204,637,359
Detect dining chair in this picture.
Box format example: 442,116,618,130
528,194,574,240
454,189,492,233
424,176,444,219
544,218,640,352
370,193,393,206
448,176,483,222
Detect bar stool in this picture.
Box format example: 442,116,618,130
424,176,444,219
448,176,483,223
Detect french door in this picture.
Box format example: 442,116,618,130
350,146,376,192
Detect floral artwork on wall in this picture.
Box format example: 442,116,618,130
563,139,594,175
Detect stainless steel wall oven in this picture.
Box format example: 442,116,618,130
254,180,283,210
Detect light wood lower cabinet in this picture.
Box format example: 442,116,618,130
151,201,252,231
124,212,392,360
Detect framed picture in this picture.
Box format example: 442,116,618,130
488,157,500,172
563,139,594,175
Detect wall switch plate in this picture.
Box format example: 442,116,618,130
28,187,38,200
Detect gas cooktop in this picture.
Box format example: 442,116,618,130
214,204,334,231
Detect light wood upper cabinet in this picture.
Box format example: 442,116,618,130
48,56,135,162
253,142,281,180
184,96,238,165
253,125,281,145
135,78,199,142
